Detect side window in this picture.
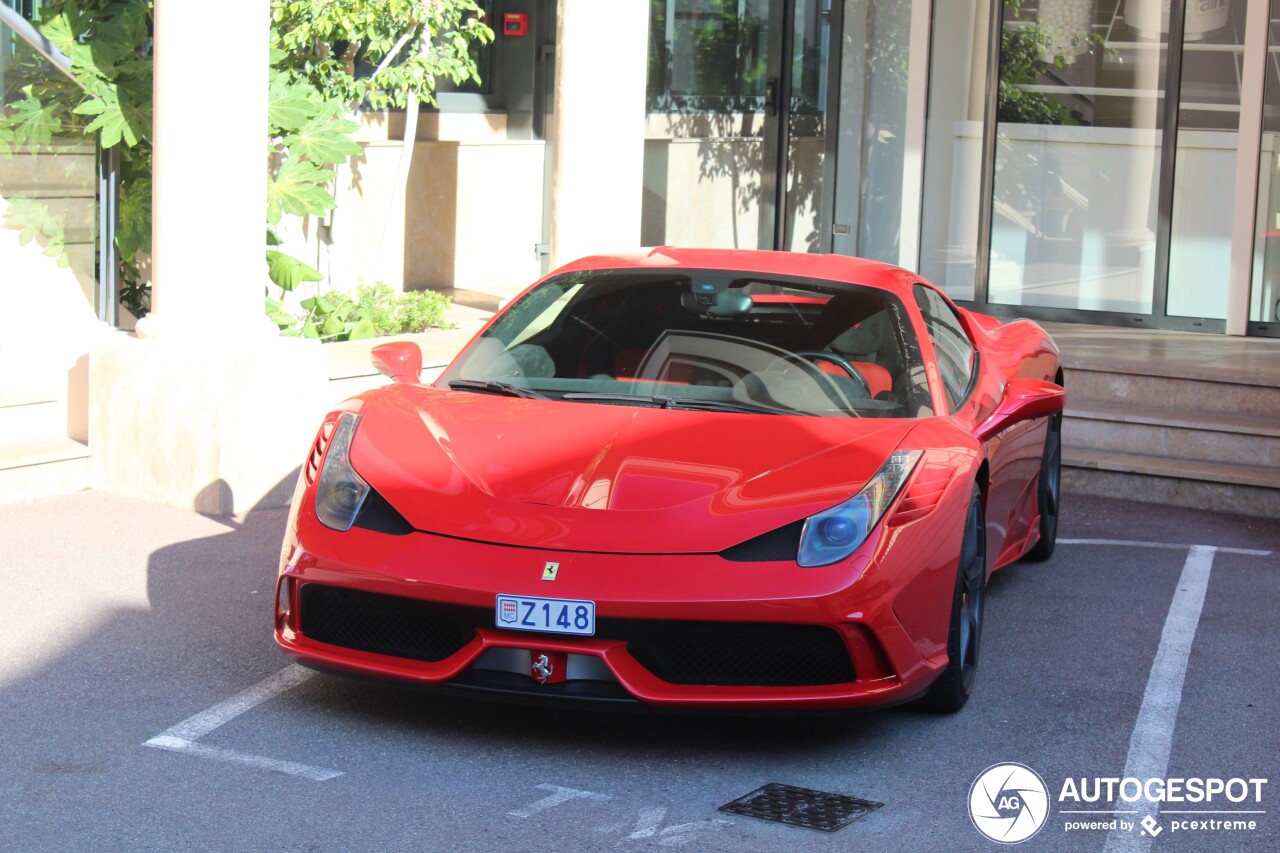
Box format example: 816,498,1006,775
913,285,976,411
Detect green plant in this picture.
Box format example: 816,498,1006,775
997,2,1105,127
0,0,153,314
1,0,491,322
355,282,452,335
266,275,452,342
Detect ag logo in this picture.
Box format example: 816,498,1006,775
969,763,1049,844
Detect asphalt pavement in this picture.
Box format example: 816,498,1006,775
0,488,1276,852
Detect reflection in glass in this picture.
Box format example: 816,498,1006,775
782,0,829,253
830,0,920,266
988,0,1166,314
0,17,100,314
1251,1,1280,327
918,0,991,300
642,0,771,250
1167,0,1245,321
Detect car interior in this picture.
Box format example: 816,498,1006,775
447,271,933,418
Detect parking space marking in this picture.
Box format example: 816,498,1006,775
508,783,611,818
144,664,343,781
623,807,729,846
1060,538,1272,557
145,735,342,781
1102,545,1217,853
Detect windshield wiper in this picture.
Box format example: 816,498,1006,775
561,392,789,416
663,396,794,416
447,379,549,399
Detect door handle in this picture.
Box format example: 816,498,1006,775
765,77,778,117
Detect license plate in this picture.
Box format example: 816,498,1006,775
495,594,596,636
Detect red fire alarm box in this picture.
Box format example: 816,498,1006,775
503,12,528,36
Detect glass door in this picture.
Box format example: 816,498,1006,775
777,0,832,252
641,0,833,253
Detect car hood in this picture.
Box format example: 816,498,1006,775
347,386,925,553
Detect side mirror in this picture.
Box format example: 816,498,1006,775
371,342,423,384
974,377,1065,443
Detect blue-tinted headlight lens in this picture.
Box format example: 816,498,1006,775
796,450,922,567
820,512,861,547
314,412,370,531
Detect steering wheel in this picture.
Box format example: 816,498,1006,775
788,350,872,397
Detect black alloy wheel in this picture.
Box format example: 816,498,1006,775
1022,410,1062,563
920,483,987,713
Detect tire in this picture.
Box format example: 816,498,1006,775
920,484,987,713
1022,410,1062,563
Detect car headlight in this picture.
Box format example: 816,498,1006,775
797,449,923,567
314,412,370,531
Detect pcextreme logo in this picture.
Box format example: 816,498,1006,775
970,764,1268,844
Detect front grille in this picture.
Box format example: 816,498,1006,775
299,584,478,662
298,586,854,687
605,619,855,686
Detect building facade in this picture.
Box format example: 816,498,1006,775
412,0,1280,338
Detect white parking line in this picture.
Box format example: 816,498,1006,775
1102,545,1217,853
1060,539,1272,557
146,735,342,782
144,665,343,781
509,783,611,818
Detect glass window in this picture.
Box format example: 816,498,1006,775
441,269,933,419
647,0,770,107
913,284,976,411
1166,0,1247,321
987,0,1168,315
642,0,771,250
1251,1,1280,330
832,0,923,266
918,0,992,300
0,14,100,315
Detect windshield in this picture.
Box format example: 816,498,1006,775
438,269,933,419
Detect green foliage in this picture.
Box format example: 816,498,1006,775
1,0,491,326
2,197,69,267
355,282,452,336
0,0,154,316
266,249,324,292
0,87,64,154
269,0,494,110
997,7,1104,127
265,279,452,342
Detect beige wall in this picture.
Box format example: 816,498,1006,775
284,137,545,300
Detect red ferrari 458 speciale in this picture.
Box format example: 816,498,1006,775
275,248,1065,713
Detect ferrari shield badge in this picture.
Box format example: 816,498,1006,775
541,561,560,581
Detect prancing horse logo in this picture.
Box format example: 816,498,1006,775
532,654,554,683
542,562,560,581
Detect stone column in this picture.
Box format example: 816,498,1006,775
139,0,275,340
548,0,650,268
90,0,328,514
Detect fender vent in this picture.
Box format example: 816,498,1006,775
892,464,954,525
303,416,340,486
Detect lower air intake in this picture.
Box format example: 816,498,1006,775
610,620,855,686
299,584,477,662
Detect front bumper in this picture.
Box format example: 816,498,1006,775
274,513,961,711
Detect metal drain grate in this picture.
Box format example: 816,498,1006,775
719,782,883,833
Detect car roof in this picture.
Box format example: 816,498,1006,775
553,247,924,299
